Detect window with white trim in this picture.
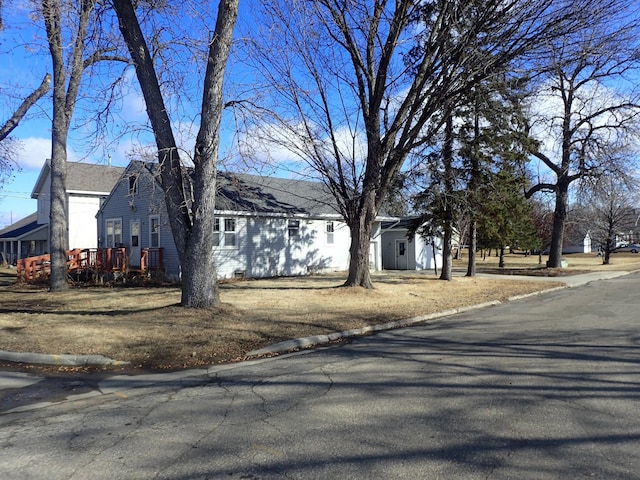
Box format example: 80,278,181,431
326,221,335,245
150,215,160,247
213,217,237,247
106,218,122,247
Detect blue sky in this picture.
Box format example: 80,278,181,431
0,2,242,229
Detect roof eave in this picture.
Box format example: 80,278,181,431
30,159,51,199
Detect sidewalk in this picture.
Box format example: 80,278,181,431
476,269,630,288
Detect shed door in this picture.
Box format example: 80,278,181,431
395,239,408,270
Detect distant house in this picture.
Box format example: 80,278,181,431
0,161,124,264
97,161,441,280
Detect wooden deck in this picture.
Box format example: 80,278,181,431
16,247,163,283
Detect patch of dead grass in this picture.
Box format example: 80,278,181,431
1,251,638,375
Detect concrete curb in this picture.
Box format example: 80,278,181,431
245,300,503,358
0,350,129,367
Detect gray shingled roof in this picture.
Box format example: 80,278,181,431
135,161,340,216
32,161,125,198
215,172,339,215
66,163,125,193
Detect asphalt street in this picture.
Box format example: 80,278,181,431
1,271,639,479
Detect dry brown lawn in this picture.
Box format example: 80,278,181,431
1,251,639,374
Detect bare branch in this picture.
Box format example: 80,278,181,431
83,49,130,69
0,73,51,142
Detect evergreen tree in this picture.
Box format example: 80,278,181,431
457,76,538,275
477,166,541,267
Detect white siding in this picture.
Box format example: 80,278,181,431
37,193,50,225
382,229,441,271
68,196,101,248
35,170,51,225
214,217,351,279
414,234,440,271
98,163,376,281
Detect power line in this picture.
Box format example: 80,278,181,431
0,191,33,199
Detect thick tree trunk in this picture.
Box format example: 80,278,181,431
344,209,375,289
180,131,219,307
49,136,69,291
181,226,218,307
45,0,70,293
499,246,506,268
547,182,569,268
345,223,374,288
466,220,477,277
179,158,220,306
343,175,380,288
114,0,238,308
43,0,96,291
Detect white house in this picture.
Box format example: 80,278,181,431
96,161,359,279
0,161,124,264
97,161,431,281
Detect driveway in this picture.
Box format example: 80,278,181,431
1,272,639,479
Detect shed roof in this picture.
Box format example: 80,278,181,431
381,217,422,230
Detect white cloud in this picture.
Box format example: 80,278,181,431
236,120,367,176
13,137,81,171
13,137,50,171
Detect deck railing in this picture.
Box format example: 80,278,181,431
141,247,163,271
16,247,163,283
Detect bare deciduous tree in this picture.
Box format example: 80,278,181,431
40,0,127,291
245,0,587,288
525,1,640,268
580,172,639,265
112,0,239,308
42,0,101,291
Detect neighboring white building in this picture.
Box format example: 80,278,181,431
31,160,125,250
0,161,124,264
